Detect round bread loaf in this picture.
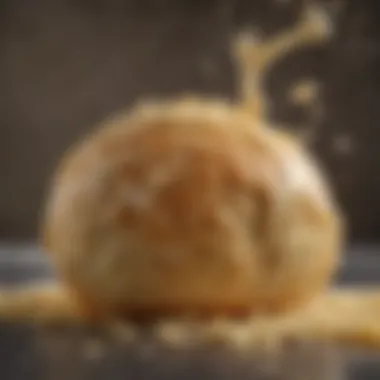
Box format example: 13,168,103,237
41,98,343,320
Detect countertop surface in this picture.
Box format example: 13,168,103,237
0,243,380,380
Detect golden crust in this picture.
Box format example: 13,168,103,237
41,98,343,318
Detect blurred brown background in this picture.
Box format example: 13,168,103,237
1,0,380,242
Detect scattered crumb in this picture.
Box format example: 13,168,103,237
83,338,105,360
332,134,353,156
246,320,284,354
202,318,235,346
153,319,195,348
290,80,320,107
108,320,136,343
